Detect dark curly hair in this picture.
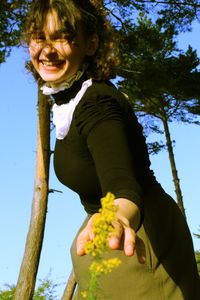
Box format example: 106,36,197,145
23,0,120,82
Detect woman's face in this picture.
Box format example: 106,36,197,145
29,10,97,86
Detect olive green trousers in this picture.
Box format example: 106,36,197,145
71,184,200,300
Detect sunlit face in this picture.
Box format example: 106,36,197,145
29,10,97,86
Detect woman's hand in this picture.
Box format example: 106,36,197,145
76,198,146,264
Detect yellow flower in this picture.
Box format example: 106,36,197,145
81,291,88,298
83,192,122,300
90,258,121,276
85,192,119,258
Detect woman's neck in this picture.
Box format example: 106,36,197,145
41,69,85,95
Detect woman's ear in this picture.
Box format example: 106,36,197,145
86,34,99,56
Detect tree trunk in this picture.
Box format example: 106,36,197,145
61,270,77,300
14,89,51,300
161,114,186,218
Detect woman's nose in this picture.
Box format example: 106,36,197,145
42,40,56,53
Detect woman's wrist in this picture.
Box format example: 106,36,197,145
114,198,141,231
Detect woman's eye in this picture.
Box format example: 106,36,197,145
53,35,68,43
30,33,69,45
31,34,45,43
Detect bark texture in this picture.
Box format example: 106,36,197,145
61,270,77,300
162,113,186,218
14,89,51,300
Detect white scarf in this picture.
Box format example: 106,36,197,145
51,79,92,139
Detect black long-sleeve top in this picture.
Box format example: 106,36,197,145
53,77,156,214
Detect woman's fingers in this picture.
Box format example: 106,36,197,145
77,215,146,264
123,226,136,256
108,220,123,249
135,236,146,264
119,220,146,263
110,219,136,256
76,226,90,255
76,214,99,255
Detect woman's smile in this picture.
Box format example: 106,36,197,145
39,59,66,71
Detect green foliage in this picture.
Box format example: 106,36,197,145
194,227,200,276
194,226,200,239
0,0,30,63
105,0,200,31
0,277,58,300
117,14,200,134
195,251,200,276
0,285,15,300
33,277,58,300
105,2,200,129
194,233,200,239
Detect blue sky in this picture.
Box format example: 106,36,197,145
0,23,200,297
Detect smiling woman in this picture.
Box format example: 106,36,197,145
20,0,200,299
28,9,98,85
23,0,119,84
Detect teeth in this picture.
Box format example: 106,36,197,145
42,61,64,66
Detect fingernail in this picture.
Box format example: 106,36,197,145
126,245,132,251
140,256,146,263
126,245,134,256
77,245,83,255
109,238,119,248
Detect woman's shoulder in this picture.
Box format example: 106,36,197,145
76,79,129,116
78,79,130,109
74,80,127,137
83,79,118,98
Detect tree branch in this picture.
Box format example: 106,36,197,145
135,0,200,8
